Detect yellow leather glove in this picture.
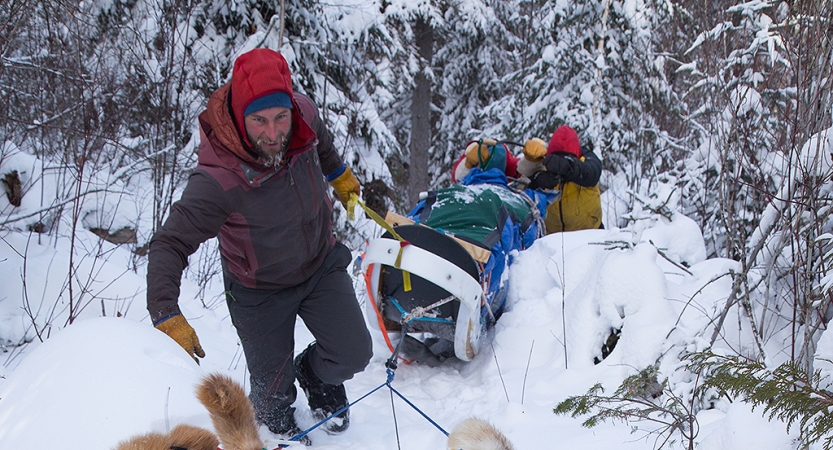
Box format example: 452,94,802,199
330,166,361,207
523,138,548,162
155,315,205,362
464,139,497,168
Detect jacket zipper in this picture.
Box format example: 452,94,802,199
306,162,319,206
290,165,311,261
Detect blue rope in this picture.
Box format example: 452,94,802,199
278,367,448,448
386,382,449,436
279,374,391,446
390,387,401,450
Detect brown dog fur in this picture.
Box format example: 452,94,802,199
195,373,264,450
447,417,514,450
114,424,219,450
114,373,263,450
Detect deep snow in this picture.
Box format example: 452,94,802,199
0,191,801,448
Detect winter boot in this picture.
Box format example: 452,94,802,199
294,345,350,435
259,406,312,446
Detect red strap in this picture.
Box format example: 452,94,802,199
364,263,395,353
364,262,413,364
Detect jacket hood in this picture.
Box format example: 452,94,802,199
547,125,582,158
198,77,318,174
231,49,295,147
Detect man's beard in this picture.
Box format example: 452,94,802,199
253,134,289,167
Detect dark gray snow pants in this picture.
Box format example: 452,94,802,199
224,242,372,423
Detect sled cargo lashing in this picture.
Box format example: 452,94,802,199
362,222,487,363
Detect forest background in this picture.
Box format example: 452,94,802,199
1,0,833,447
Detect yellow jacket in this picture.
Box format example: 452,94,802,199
544,181,602,233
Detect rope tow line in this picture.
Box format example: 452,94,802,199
348,193,412,291
275,352,449,448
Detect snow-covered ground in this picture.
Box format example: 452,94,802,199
0,163,802,448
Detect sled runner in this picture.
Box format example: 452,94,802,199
362,167,555,362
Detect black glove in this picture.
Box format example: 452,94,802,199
542,154,579,180
527,170,561,190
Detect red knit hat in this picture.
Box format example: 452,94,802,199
547,125,581,158
231,48,295,146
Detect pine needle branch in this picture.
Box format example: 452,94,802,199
687,351,833,450
554,366,698,450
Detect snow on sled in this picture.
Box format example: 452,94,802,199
362,167,554,363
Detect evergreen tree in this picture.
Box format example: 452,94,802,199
485,0,676,201
432,0,524,186
368,1,446,208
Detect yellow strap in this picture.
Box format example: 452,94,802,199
347,193,358,221
349,193,412,291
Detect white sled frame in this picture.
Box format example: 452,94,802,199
362,237,484,361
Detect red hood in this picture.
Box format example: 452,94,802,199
198,82,318,175
547,125,581,158
231,49,297,148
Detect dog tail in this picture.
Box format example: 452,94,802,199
114,424,218,450
196,373,264,450
447,417,514,450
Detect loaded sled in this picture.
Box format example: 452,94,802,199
361,167,555,363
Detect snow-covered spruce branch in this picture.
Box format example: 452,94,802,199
687,351,833,450
626,189,676,221
0,56,92,83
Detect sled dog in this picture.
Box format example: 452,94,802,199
447,417,514,450
195,373,263,450
115,373,513,450
114,373,264,450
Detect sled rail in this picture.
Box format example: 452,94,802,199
362,237,483,360
384,212,491,263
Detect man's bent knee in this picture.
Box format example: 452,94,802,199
313,333,372,385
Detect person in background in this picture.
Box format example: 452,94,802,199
519,125,603,233
451,126,602,233
146,48,372,445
